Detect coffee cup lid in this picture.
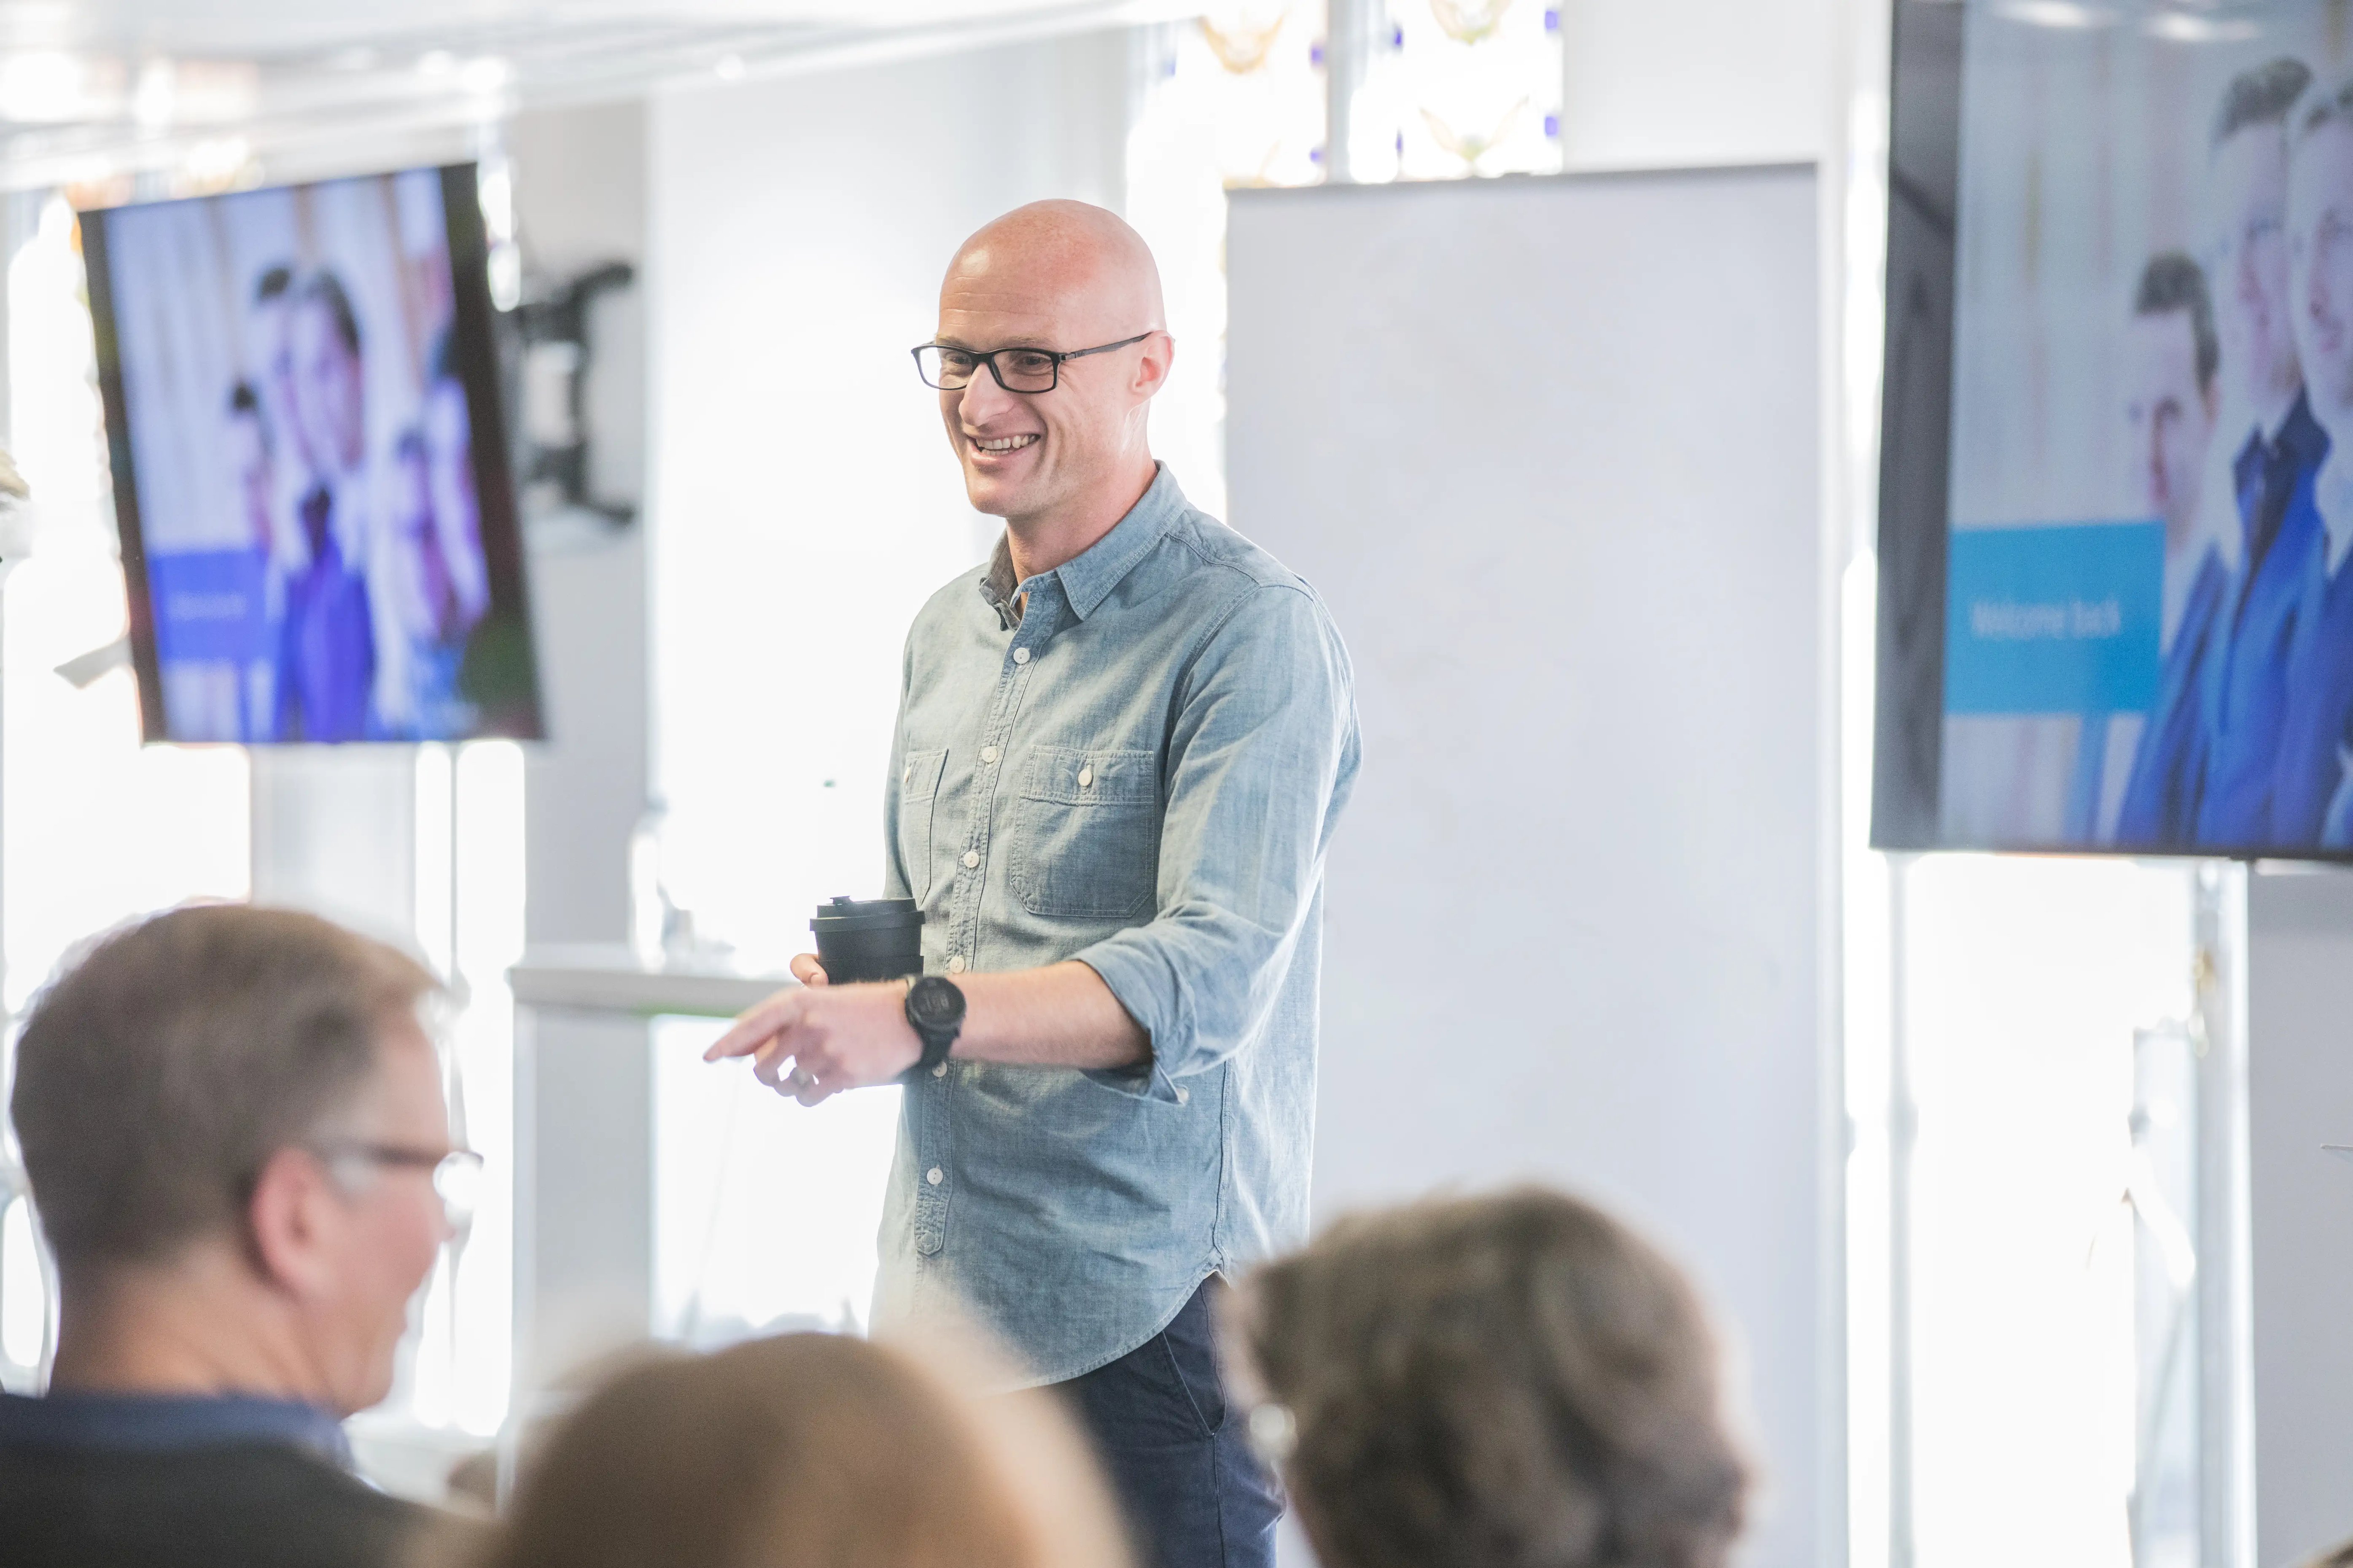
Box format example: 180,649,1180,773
811,896,924,934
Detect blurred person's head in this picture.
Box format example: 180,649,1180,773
226,380,276,556
389,427,457,643
422,340,490,628
9,904,453,1416
2291,80,2353,430
470,1331,1133,1568
932,199,1173,538
1231,1188,1750,1568
290,269,366,476
250,265,315,476
2125,253,2222,551
2208,57,2314,424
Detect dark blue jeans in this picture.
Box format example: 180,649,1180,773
1053,1278,1284,1568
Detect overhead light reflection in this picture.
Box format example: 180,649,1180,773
2146,11,2260,43
1994,0,2118,28
458,56,509,94
0,51,122,123
131,57,171,129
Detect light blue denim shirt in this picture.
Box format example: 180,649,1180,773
871,463,1360,1385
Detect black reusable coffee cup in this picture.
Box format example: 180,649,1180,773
810,896,925,983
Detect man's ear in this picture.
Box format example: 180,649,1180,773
246,1146,337,1299
1133,330,1175,401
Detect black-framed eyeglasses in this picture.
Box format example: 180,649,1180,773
311,1141,485,1224
912,332,1154,393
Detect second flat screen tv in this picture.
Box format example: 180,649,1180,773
1874,0,2353,859
85,162,542,744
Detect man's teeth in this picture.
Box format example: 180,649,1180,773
975,434,1039,454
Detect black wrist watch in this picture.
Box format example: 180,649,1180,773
903,975,966,1079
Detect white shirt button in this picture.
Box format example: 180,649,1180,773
1078,766,1094,789
962,850,980,869
926,1167,943,1186
1012,647,1031,665
981,746,1000,764
902,764,911,785
1176,1087,1190,1105
932,1061,948,1078
947,955,967,974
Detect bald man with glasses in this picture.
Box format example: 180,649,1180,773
708,200,1360,1568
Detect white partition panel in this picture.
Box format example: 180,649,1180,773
1227,167,1828,1568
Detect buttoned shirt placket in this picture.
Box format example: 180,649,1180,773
909,574,1057,1261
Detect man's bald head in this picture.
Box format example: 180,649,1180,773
942,200,1165,345
931,200,1174,543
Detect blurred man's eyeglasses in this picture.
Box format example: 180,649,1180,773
912,332,1153,394
312,1141,485,1226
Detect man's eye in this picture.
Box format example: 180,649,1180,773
940,351,978,372
1004,352,1056,376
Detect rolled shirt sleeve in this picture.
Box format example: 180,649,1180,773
1073,582,1360,1084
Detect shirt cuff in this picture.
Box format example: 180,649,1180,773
1071,952,1187,1104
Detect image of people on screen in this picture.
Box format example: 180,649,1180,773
100,167,525,745
1940,18,2353,855
2276,80,2353,848
2112,254,2228,846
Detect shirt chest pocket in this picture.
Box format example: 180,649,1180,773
1011,745,1161,921
897,748,949,901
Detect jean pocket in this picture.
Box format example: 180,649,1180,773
1011,745,1160,920
896,748,948,901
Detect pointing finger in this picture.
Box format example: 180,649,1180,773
705,988,803,1062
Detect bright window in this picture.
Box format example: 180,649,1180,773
0,195,253,1390
1347,0,1562,183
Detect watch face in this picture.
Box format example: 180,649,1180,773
909,976,964,1030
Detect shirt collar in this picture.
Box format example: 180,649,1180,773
0,1389,352,1466
2318,446,2353,579
974,463,1188,626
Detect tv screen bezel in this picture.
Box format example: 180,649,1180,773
83,161,545,746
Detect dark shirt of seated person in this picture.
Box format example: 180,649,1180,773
456,1329,1132,1568
0,904,474,1568
1228,1187,1751,1568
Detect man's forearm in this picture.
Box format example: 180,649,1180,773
953,961,1150,1071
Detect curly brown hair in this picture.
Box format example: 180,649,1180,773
1238,1187,1750,1568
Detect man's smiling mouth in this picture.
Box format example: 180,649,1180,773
973,434,1040,454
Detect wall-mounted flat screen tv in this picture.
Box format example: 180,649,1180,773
85,163,542,744
1875,1,2353,858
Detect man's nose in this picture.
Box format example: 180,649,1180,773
958,363,1020,426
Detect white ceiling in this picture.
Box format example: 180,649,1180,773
0,0,1179,188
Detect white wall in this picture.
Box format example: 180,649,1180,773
1557,0,1838,172
1228,167,1825,1568
645,30,1127,968
509,100,651,949
2248,872,2353,1568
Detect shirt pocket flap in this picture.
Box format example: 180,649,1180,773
1021,745,1158,806
899,747,949,802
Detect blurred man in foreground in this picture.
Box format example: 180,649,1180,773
1228,1187,1751,1568
0,904,477,1568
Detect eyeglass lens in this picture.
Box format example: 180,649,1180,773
918,345,1060,393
